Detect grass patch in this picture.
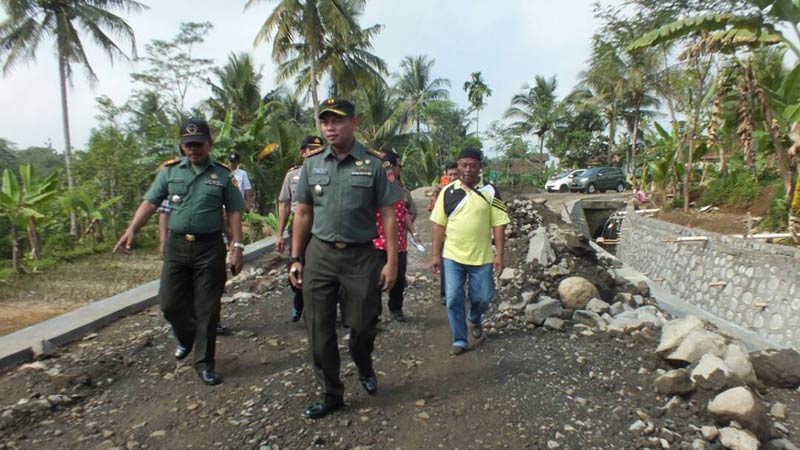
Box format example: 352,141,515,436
700,171,760,207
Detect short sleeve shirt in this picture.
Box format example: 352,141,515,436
294,141,401,243
232,168,252,196
374,199,407,253
144,158,244,234
430,180,510,265
278,166,302,213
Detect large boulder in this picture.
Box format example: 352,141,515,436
750,349,800,389
655,369,694,396
557,277,600,310
526,227,556,266
723,342,758,386
719,427,760,450
656,315,705,354
525,296,563,326
667,330,726,365
586,298,610,315
691,354,730,391
573,310,604,328
548,225,594,256
708,387,771,442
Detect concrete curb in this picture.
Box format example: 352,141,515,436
0,235,278,370
591,242,782,352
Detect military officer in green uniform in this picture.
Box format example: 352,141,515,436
289,98,401,419
114,118,245,386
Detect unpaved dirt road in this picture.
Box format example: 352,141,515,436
0,192,797,450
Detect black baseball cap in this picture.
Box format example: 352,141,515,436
228,152,240,162
300,135,324,149
318,97,355,119
179,118,211,144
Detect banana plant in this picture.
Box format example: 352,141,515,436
0,165,60,272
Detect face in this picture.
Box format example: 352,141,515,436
457,158,481,185
320,114,357,148
229,159,240,168
445,168,459,182
180,140,212,165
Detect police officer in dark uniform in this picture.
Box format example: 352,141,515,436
289,98,401,419
114,118,245,386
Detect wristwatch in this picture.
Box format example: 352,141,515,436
233,242,246,250
289,256,304,265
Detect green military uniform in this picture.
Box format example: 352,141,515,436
295,139,400,401
144,157,244,373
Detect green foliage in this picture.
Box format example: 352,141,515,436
13,145,64,177
762,194,789,230
700,170,761,206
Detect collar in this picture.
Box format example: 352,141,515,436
178,157,211,170
323,140,365,161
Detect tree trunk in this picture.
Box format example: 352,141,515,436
631,100,641,178
539,136,545,175
10,221,20,273
27,217,41,260
310,52,321,131
748,63,794,203
476,109,480,137
59,58,78,236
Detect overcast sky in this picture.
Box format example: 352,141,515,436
0,0,619,150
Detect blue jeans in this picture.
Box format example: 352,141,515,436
443,258,496,348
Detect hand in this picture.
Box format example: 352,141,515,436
230,248,243,276
380,263,397,292
113,230,136,255
430,255,441,275
288,262,303,288
275,236,285,253
493,254,504,277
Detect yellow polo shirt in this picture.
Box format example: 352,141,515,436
430,180,510,266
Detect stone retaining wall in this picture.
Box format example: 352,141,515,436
617,205,800,350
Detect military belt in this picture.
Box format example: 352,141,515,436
169,231,222,242
317,238,372,250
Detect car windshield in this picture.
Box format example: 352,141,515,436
582,168,600,176
553,171,570,179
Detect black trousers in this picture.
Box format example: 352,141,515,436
160,233,226,372
303,236,380,399
376,250,407,316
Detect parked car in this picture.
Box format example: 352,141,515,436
545,169,585,193
570,167,627,194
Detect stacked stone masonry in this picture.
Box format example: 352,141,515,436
617,205,800,350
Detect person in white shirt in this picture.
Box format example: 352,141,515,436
228,152,254,211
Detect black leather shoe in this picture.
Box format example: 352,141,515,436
391,310,406,322
359,375,378,395
200,370,222,386
304,398,344,420
174,344,190,360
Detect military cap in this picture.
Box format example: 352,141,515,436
318,97,355,118
300,135,324,149
179,118,211,144
228,152,241,162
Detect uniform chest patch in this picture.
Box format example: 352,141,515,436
206,180,224,187
313,168,329,175
351,169,371,176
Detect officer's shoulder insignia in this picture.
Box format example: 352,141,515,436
162,158,181,167
215,160,232,171
366,148,385,159
382,161,391,169
289,165,300,171
305,146,325,157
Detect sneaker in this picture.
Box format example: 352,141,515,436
290,307,302,322
451,345,467,356
468,321,483,339
216,323,227,335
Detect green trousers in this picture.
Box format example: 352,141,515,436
160,232,226,372
303,236,381,400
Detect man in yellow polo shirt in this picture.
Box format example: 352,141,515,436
430,148,510,355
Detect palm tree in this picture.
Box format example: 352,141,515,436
207,52,264,127
504,75,563,166
247,0,365,128
463,71,492,135
0,0,145,235
396,55,450,133
355,80,409,150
